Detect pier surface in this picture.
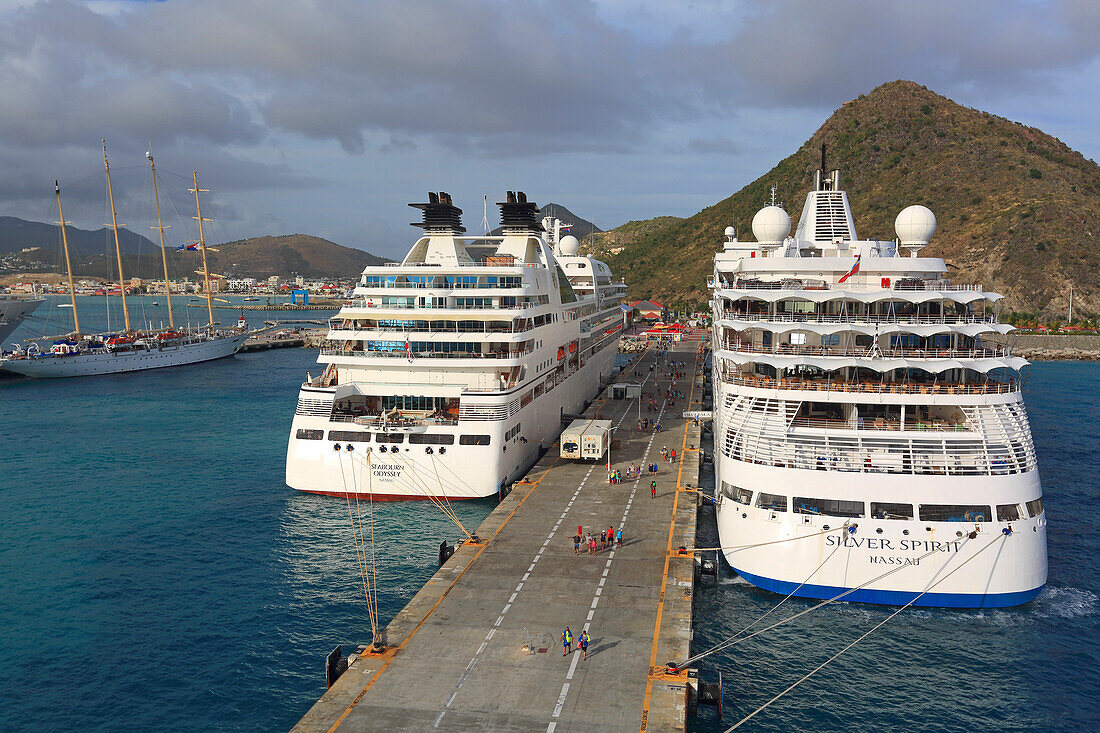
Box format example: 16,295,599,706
294,343,705,732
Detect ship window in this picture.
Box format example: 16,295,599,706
736,488,753,505
794,498,865,518
918,504,991,522
409,433,455,445
295,429,323,440
375,433,405,443
327,431,372,442
790,332,806,345
460,434,491,445
871,502,912,520
996,503,1022,522
1026,498,1044,517
822,333,840,347
755,493,787,512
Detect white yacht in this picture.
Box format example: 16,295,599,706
710,157,1046,608
286,192,626,499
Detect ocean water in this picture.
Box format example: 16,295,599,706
690,361,1100,733
1,303,1096,732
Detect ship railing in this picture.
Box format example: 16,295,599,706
327,322,529,335
320,347,532,359
719,371,1019,395
893,281,984,292
723,342,1010,359
716,312,996,325
788,417,972,432
355,281,526,290
344,299,540,311
328,413,460,427
379,261,543,268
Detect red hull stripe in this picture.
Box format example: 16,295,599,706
296,488,483,501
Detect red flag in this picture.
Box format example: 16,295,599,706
838,254,860,284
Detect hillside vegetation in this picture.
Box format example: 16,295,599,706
585,81,1100,316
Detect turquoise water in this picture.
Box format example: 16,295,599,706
1,308,1096,732
691,361,1100,732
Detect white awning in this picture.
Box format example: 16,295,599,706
716,350,1028,374
720,320,1014,338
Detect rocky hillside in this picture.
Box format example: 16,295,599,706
587,80,1100,316
1,225,388,280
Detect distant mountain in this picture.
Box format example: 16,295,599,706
490,202,601,240
0,219,389,280
586,80,1100,316
0,216,153,257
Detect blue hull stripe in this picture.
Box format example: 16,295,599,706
731,566,1044,608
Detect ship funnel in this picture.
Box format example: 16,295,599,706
410,191,465,233
497,191,543,232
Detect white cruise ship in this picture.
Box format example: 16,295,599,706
0,296,43,344
710,158,1046,608
286,192,626,500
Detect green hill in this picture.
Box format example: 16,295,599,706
586,80,1100,317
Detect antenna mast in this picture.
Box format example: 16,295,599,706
147,151,174,328
481,195,489,235
55,181,80,335
102,140,131,332
190,172,215,328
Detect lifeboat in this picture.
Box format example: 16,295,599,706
106,335,135,346
156,331,185,340
568,342,577,354
557,347,565,360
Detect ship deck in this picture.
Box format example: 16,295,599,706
293,343,706,732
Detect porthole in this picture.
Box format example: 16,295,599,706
903,529,909,536
823,525,830,531
741,513,747,519
876,528,883,534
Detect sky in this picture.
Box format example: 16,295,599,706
0,0,1097,260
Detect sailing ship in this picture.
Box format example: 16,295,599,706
0,143,249,378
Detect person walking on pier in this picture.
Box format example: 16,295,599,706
651,480,657,499
562,627,573,656
579,630,590,661
573,533,581,555
616,527,623,547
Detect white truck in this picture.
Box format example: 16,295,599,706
560,419,612,461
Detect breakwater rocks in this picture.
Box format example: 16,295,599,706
619,336,648,352
1011,334,1100,361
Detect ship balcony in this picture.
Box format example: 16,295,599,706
342,300,539,313
722,341,1010,359
715,311,996,325
327,322,533,338
327,413,460,428
718,370,1020,396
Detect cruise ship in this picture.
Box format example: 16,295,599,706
0,295,43,344
286,192,626,499
710,158,1047,608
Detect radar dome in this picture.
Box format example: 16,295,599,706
751,206,790,244
559,235,580,256
723,225,735,239
895,205,936,244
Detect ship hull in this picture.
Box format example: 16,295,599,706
0,332,249,378
286,341,618,500
713,446,1048,608
0,298,44,344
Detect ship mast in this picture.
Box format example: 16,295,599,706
190,171,215,328
147,152,174,329
102,141,131,332
54,181,80,335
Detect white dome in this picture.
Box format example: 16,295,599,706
559,235,580,255
895,205,936,244
723,225,735,239
751,206,790,244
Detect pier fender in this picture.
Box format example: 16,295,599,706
438,540,455,567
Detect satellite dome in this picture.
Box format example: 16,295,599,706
895,205,936,244
559,235,580,256
751,206,790,244
723,225,735,239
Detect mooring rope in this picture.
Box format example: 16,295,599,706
723,531,1007,731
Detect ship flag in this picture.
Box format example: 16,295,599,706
838,254,861,284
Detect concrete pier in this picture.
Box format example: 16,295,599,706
294,343,706,732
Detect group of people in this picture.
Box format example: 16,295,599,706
609,463,652,483
573,526,622,555
659,446,678,464
561,626,593,660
